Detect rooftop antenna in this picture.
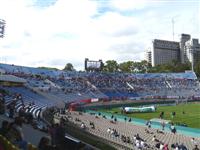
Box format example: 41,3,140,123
172,18,175,41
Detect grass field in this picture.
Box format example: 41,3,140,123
99,102,200,129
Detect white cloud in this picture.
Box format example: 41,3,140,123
111,0,148,11
0,0,199,70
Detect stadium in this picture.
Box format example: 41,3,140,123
0,63,200,150
0,0,200,150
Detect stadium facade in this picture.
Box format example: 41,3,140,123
149,34,200,66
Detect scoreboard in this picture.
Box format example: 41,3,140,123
85,58,103,72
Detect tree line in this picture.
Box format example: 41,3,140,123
102,60,200,77
40,60,200,77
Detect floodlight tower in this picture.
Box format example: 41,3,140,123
0,19,6,64
0,19,5,38
172,18,175,41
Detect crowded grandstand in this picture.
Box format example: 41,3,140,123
0,63,200,150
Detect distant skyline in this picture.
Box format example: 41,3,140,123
0,0,199,70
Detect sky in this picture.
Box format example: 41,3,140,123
0,0,199,70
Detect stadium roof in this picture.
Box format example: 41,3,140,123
0,75,26,83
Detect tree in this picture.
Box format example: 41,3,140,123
103,60,118,72
194,61,200,77
118,61,134,73
148,61,191,73
139,60,152,73
129,60,152,73
63,63,75,71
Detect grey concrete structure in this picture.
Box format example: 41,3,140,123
152,39,180,66
150,34,199,67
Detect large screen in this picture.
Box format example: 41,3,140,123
85,58,103,71
87,61,101,69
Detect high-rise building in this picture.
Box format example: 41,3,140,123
152,39,180,66
185,39,200,70
151,34,199,67
145,51,152,64
180,34,191,63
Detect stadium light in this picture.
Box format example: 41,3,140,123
189,47,194,72
0,19,6,38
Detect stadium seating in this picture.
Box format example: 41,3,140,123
0,63,200,104
63,111,200,150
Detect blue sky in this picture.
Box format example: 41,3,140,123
0,0,199,70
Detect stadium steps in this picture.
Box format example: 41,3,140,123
65,113,133,150
29,87,64,108
67,111,199,150
0,114,48,149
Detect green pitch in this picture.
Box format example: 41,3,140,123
99,103,200,129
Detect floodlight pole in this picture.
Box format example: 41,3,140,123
0,19,5,38
172,18,175,41
0,19,5,64
190,47,194,72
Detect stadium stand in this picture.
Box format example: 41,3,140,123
0,63,199,103
0,63,200,149
57,111,200,150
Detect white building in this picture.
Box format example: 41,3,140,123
185,39,200,70
180,34,191,63
145,51,152,64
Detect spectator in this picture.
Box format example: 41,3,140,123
111,115,114,119
171,112,176,118
81,122,86,129
8,102,15,118
170,123,176,134
163,144,169,150
6,117,28,150
145,128,153,134
152,135,159,142
160,111,164,119
124,117,127,122
179,143,188,150
54,123,65,150
160,142,164,150
193,145,200,150
157,129,164,134
0,120,9,137
191,138,197,145
38,136,55,150
0,98,5,114
107,128,111,134
146,120,151,128
48,124,57,145
161,121,165,130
